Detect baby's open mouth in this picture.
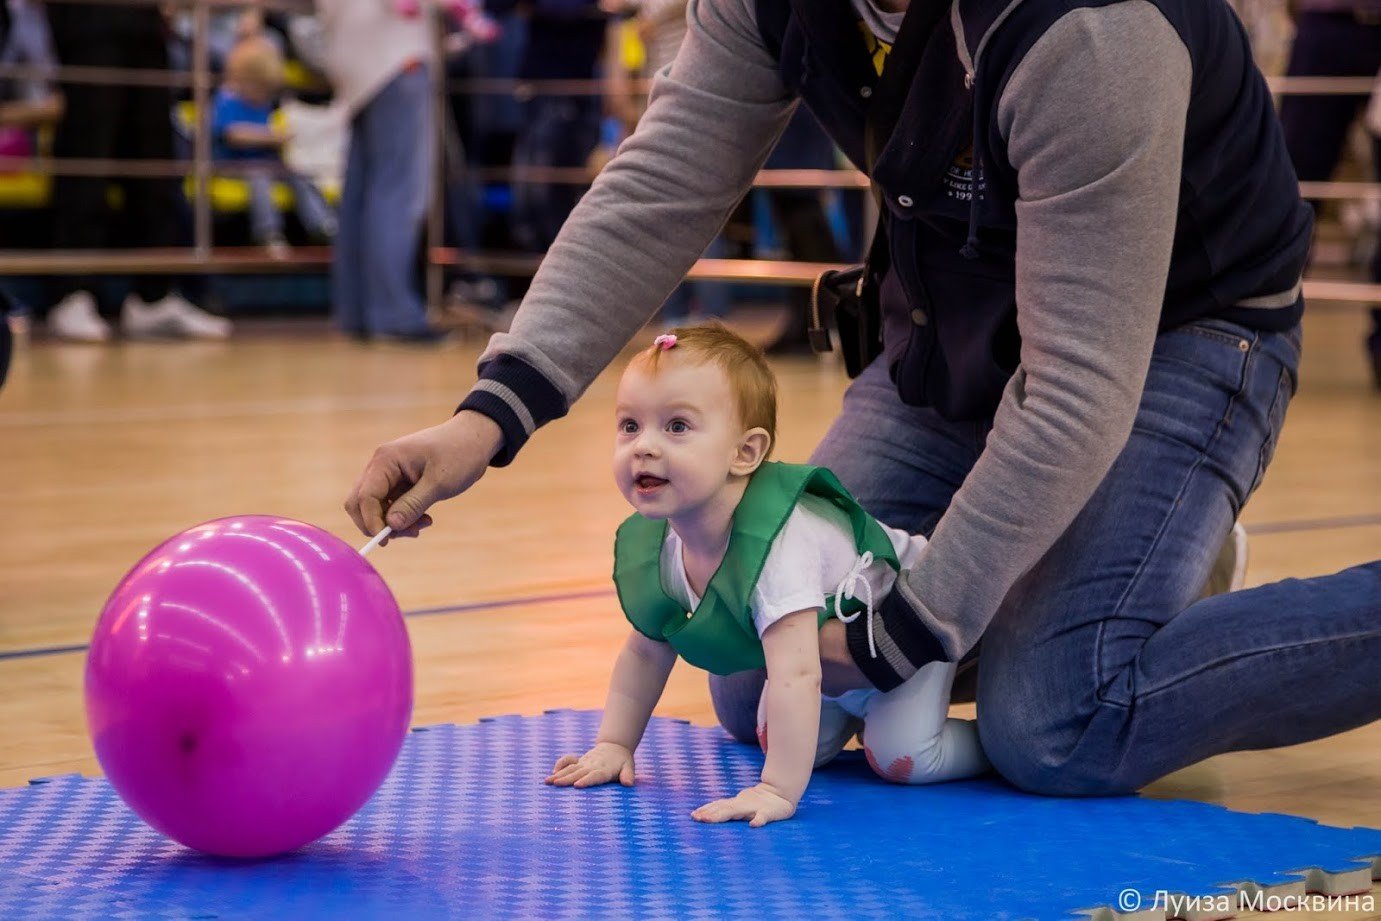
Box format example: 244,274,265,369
635,474,668,491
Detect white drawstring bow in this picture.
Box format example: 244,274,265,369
832,550,877,659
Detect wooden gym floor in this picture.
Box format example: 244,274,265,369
1,305,1378,919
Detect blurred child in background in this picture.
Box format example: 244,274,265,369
213,34,336,260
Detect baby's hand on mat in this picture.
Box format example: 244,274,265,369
692,783,796,828
546,742,635,788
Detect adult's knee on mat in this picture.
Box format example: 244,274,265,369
975,691,1139,796
709,669,766,745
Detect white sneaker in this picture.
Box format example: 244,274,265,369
121,293,232,341
1202,521,1250,599
47,291,111,343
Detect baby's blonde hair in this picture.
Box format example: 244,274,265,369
226,36,284,94
636,322,778,458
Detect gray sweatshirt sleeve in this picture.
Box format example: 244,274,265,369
457,0,795,463
867,2,1193,685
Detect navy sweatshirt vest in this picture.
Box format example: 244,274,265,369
755,0,1313,420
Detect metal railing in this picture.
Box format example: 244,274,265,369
0,0,1375,308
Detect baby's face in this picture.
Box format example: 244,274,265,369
613,356,746,522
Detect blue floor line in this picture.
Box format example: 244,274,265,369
6,508,1377,665
0,588,616,664
1245,512,1381,536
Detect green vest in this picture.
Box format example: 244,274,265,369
612,461,900,675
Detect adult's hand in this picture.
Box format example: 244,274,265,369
344,410,504,539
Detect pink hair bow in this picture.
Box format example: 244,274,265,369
654,334,678,351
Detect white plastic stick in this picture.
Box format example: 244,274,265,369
358,526,393,557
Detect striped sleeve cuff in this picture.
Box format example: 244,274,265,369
847,580,947,692
455,354,568,467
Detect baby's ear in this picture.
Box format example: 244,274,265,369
731,428,772,476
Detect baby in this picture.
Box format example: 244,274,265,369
212,36,336,259
547,323,989,826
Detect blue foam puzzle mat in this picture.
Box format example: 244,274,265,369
1,710,1378,920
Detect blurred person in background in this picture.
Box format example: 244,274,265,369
1277,0,1381,388
0,0,58,368
318,0,444,343
213,33,336,260
757,107,847,353
0,293,11,389
41,2,230,342
0,0,63,155
0,0,10,389
598,5,840,344
603,0,686,81
599,0,732,327
437,0,506,317
510,0,608,253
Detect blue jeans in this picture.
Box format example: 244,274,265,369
711,318,1381,794
245,169,336,242
333,66,434,337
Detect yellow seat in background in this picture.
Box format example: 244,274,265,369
0,98,341,214
0,171,51,209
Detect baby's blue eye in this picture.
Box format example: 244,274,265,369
667,419,690,434
618,419,638,434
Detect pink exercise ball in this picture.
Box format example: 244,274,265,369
85,515,413,858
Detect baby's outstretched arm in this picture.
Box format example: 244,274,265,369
692,609,820,827
547,629,677,788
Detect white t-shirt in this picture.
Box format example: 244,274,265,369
316,0,436,117
660,493,928,638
